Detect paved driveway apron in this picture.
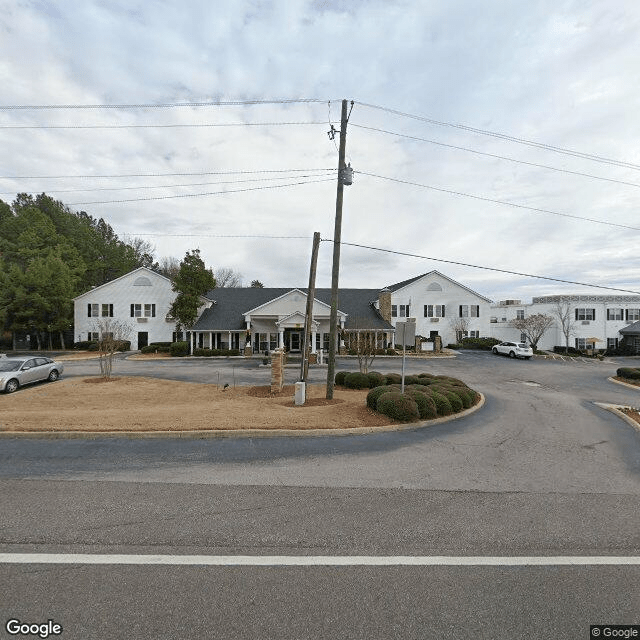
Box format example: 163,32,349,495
2,353,640,639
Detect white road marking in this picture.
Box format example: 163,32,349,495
1,554,640,566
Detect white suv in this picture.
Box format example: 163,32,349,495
492,342,533,360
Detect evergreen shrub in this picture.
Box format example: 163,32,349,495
344,371,371,389
170,341,189,357
334,371,348,386
366,385,394,409
366,371,386,388
376,392,420,422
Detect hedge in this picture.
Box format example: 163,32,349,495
428,391,453,416
334,371,348,386
617,367,640,380
366,371,386,388
366,385,395,409
376,392,420,422
344,371,372,389
405,389,437,419
170,341,189,357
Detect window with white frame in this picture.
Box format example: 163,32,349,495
626,309,640,322
575,338,588,349
424,304,445,318
469,330,479,338
88,332,99,341
391,305,397,318
88,303,114,317
575,308,595,321
516,309,525,319
607,338,619,350
607,308,623,320
520,333,527,343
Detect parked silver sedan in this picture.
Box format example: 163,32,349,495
0,357,64,393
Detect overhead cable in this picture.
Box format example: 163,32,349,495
321,239,640,295
357,102,640,171
351,123,640,189
68,176,335,205
358,171,640,232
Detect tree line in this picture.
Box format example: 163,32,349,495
0,193,264,350
0,193,155,349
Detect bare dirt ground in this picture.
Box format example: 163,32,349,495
0,377,394,432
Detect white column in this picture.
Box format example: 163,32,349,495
279,330,284,348
311,329,317,353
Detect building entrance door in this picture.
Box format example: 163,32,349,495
137,331,148,349
290,331,301,352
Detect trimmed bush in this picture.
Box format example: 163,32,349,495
461,337,501,350
405,389,437,419
429,391,453,416
170,341,189,357
617,367,640,380
441,390,463,413
366,371,386,388
344,371,371,389
417,373,435,379
366,385,395,409
140,344,171,354
376,392,420,422
385,373,402,385
404,375,421,385
334,371,348,386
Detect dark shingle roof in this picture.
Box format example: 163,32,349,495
620,320,640,335
191,287,393,331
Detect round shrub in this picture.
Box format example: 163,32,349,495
344,371,371,389
404,375,421,385
417,372,435,379
617,367,640,380
385,373,402,385
450,387,473,409
366,385,395,409
376,392,420,422
170,341,189,357
367,371,386,388
334,371,348,386
429,391,453,416
441,390,464,413
405,389,437,419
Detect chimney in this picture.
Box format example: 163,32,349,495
378,287,392,323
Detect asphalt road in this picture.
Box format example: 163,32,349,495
1,352,640,639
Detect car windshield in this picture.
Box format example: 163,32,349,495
0,361,24,372
518,343,528,349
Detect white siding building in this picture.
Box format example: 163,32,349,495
73,267,210,350
375,271,494,347
490,295,640,352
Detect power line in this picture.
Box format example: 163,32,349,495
0,98,329,110
129,233,311,239
321,239,640,295
357,102,640,172
0,168,335,180
351,123,640,189
0,172,336,196
358,170,640,232
0,121,325,130
68,176,335,205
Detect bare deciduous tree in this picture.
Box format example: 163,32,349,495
449,316,470,344
551,300,576,354
214,267,244,288
342,319,379,373
93,318,132,379
509,313,554,351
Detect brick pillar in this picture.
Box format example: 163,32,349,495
271,348,285,393
244,344,252,357
378,288,392,323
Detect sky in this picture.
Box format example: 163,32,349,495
1,0,639,302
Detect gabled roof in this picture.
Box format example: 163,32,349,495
385,270,494,303
73,267,173,301
620,320,640,335
191,287,394,332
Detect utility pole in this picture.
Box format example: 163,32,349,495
300,231,321,383
326,99,351,399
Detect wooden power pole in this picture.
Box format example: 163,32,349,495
301,231,321,383
326,99,350,399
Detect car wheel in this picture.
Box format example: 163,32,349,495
509,351,516,358
48,369,59,382
525,356,531,360
5,378,19,393
492,347,498,354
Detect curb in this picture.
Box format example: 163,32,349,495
0,394,485,440
594,402,640,432
608,377,640,391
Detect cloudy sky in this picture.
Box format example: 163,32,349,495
1,0,639,301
